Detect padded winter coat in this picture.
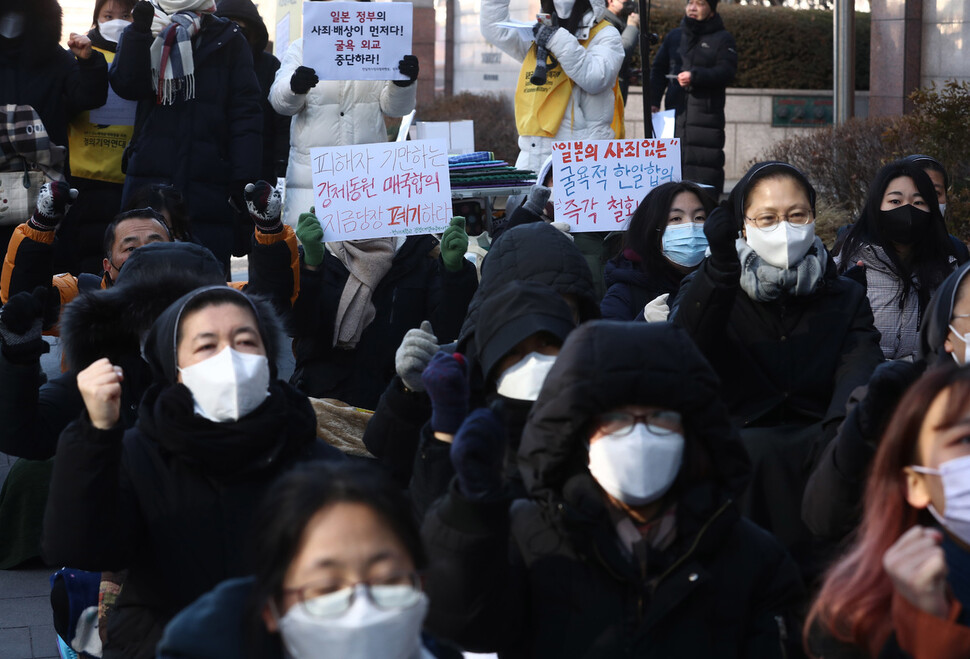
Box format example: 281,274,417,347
269,38,416,228
421,322,805,658
650,15,736,194
481,0,623,173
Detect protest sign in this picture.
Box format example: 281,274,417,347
551,139,681,232
302,1,412,81
309,139,453,242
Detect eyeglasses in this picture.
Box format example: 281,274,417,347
594,410,683,436
283,572,423,618
743,209,814,231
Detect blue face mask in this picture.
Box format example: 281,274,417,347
662,223,708,267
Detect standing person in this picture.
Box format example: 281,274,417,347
835,160,960,361
57,0,136,276
604,0,639,103
422,321,804,657
670,161,884,580
482,0,624,172
268,14,418,229
807,367,970,658
0,0,109,250
42,286,343,658
157,461,460,659
110,0,263,273
601,180,714,321
650,0,736,196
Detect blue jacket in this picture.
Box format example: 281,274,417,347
600,255,684,320
110,16,263,228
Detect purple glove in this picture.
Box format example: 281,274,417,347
451,408,507,501
421,351,469,434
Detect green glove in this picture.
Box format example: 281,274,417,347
440,216,469,273
296,211,325,267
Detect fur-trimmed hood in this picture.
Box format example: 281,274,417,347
60,242,225,371
0,0,63,63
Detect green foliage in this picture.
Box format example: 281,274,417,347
636,2,869,90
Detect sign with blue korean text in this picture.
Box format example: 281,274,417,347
551,139,681,231
302,2,412,81
309,139,453,241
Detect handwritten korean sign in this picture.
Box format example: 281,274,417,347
303,1,412,81
551,139,681,231
309,139,453,241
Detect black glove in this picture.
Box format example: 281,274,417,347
0,287,50,364
131,0,155,33
244,181,283,234
451,408,508,501
394,55,419,87
290,66,319,94
704,204,739,267
533,23,558,50
856,360,924,443
27,181,77,232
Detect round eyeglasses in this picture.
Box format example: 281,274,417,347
743,209,814,231
284,572,423,618
594,410,683,436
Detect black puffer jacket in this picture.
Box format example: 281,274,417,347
422,322,804,658
290,234,478,410
650,15,736,195
111,15,262,265
0,0,108,159
600,252,685,320
215,0,290,181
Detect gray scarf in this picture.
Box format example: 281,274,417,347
737,237,827,302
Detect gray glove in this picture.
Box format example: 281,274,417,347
395,320,438,392
523,185,551,217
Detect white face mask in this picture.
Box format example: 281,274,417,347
279,585,429,659
495,351,557,402
744,221,816,270
178,346,270,422
948,323,970,366
98,19,130,44
911,454,970,547
0,13,24,39
587,423,684,506
940,203,948,217
553,0,575,19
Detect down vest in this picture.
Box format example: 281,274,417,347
650,15,736,195
269,38,417,228
481,0,623,173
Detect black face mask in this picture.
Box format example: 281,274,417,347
879,204,931,245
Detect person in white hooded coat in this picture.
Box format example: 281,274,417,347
482,0,624,173
269,38,418,228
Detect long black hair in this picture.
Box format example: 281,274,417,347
249,461,427,615
620,180,715,276
835,160,955,302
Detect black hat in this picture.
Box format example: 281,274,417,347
476,281,577,384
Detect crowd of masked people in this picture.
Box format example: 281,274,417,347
3,0,970,658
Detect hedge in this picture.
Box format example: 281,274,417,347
634,2,870,90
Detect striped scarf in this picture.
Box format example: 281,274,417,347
149,0,216,104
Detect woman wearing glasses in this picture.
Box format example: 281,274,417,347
420,321,803,657
158,461,456,659
601,180,715,321
835,160,961,361
669,161,883,581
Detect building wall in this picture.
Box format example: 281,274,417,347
922,1,970,89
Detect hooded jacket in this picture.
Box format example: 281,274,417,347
269,38,416,228
0,0,109,165
215,0,290,182
481,0,623,173
43,285,343,659
650,14,736,195
919,261,970,366
600,251,685,320
422,321,803,658
110,14,263,263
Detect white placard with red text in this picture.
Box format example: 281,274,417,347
309,139,453,241
551,139,681,231
302,1,412,81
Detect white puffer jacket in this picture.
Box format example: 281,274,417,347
269,38,417,227
481,0,623,173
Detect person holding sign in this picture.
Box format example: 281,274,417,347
482,0,624,173
269,15,419,229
